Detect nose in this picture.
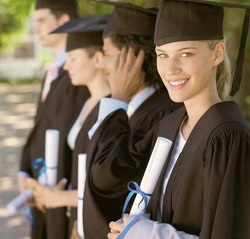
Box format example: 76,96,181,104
157,57,181,77
63,61,69,71
100,57,108,72
32,19,40,35
165,57,181,75
33,25,39,35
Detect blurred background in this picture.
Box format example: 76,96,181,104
0,0,249,238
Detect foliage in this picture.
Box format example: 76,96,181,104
0,0,34,50
0,0,152,50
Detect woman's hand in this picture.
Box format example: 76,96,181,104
107,214,129,239
27,178,67,210
109,47,145,103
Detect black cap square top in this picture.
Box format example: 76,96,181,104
93,0,158,37
51,15,109,52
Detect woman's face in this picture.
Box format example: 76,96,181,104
64,48,96,86
156,41,220,104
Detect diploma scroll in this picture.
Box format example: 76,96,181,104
45,129,59,187
77,153,87,239
6,190,32,214
130,137,172,215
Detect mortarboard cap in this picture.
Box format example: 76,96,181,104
93,1,158,37
51,15,109,52
155,0,250,96
35,0,78,14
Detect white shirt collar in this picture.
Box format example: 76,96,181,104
54,49,66,68
127,86,156,118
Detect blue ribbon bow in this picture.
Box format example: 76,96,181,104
32,157,46,177
117,181,151,239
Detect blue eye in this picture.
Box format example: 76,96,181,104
181,52,192,57
157,53,168,58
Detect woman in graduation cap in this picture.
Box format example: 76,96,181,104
108,0,250,238
28,15,111,239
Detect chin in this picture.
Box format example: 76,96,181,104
70,79,78,86
168,94,184,103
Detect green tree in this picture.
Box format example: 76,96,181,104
0,0,33,50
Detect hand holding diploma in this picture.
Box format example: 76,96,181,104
24,178,67,212
130,137,172,214
111,137,172,239
6,190,33,214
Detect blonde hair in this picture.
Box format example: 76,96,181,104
208,40,232,100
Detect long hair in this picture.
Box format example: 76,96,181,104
208,40,232,100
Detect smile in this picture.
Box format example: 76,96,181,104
169,79,188,86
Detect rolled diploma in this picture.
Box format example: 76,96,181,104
130,137,172,215
45,129,59,187
6,189,32,214
77,153,87,239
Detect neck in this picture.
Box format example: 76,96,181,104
182,96,221,140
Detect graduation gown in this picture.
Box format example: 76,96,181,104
147,101,250,239
83,87,182,239
19,67,90,239
45,75,90,239
67,103,99,237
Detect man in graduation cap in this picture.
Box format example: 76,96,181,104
82,1,182,239
108,0,250,238
17,0,89,239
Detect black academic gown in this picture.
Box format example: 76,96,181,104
19,67,90,239
83,87,182,239
147,101,250,239
67,103,99,237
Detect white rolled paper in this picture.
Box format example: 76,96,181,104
6,190,32,214
77,153,87,239
45,129,59,187
38,171,47,185
130,137,172,215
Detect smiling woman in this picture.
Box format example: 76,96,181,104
108,0,250,239
156,40,225,117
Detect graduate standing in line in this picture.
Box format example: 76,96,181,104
82,2,182,238
27,15,111,238
17,0,89,238
108,0,250,238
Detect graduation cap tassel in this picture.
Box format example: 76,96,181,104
230,8,250,96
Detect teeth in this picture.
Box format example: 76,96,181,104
169,79,187,86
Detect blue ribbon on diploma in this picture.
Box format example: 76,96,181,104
117,181,151,239
32,157,46,176
32,157,57,184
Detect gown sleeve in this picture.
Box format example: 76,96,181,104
201,121,250,239
123,215,199,239
89,109,159,197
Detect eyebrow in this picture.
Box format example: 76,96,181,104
155,47,197,52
